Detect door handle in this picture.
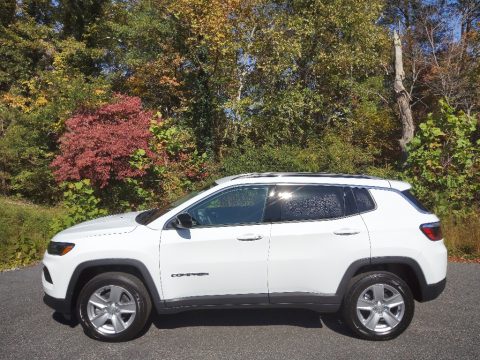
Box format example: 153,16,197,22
333,228,361,236
237,234,263,241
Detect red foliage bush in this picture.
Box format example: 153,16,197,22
51,95,155,188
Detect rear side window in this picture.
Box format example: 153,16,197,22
401,190,430,213
276,185,345,221
352,188,376,213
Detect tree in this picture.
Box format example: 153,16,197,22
423,0,480,115
382,1,448,118
383,0,480,116
0,30,110,201
101,1,187,116
394,29,415,157
24,0,56,25
0,0,113,201
0,16,52,93
457,0,480,38
58,0,109,41
405,100,479,216
100,0,394,155
1,0,479,218
51,95,209,211
0,0,16,27
243,0,391,147
51,95,154,187
164,0,257,152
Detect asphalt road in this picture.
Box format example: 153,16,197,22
0,263,479,360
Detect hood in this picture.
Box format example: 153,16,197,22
53,211,143,242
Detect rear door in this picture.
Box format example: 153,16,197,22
160,185,273,306
267,185,370,302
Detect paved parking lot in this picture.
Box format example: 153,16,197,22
0,262,479,360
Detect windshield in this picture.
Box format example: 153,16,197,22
170,190,203,208
135,183,216,225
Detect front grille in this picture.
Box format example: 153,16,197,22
43,266,53,284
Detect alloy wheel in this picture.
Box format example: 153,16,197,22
86,285,137,335
356,283,405,333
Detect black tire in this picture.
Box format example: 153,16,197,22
342,271,414,341
77,272,152,342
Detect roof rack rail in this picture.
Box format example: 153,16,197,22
231,172,380,180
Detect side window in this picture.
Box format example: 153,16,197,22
352,188,375,213
187,186,269,226
277,185,345,221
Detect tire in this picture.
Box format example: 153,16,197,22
342,271,414,341
77,272,152,342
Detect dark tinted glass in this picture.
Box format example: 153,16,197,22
402,190,430,213
352,188,375,212
277,186,345,221
188,186,269,226
344,187,357,216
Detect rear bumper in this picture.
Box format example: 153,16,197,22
43,293,71,315
420,278,446,302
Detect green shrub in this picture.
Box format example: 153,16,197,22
220,132,400,179
0,197,64,270
405,100,479,217
129,119,211,208
220,143,309,175
50,180,108,234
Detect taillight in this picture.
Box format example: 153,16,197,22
420,222,442,241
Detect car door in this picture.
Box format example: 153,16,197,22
267,184,370,303
160,185,272,306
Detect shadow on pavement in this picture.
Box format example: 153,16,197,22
50,307,356,340
152,308,323,329
319,314,355,338
52,312,78,328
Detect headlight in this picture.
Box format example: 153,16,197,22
47,242,75,256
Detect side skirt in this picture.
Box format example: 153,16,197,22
159,293,341,314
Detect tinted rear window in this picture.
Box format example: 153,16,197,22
352,188,376,213
277,185,345,221
401,190,430,213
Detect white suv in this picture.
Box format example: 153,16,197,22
42,173,447,341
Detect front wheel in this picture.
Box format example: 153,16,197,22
342,271,414,341
77,272,152,342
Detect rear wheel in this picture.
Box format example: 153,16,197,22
77,272,152,342
342,271,414,340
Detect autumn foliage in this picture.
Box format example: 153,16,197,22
51,95,154,188
51,94,209,216
0,0,479,261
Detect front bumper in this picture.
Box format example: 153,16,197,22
42,252,76,316
42,252,76,299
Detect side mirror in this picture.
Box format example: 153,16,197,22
173,213,193,229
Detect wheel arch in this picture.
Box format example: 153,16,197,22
65,259,164,315
336,257,430,302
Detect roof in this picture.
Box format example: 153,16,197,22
215,172,411,191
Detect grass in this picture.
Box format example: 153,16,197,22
0,197,65,271
441,214,480,261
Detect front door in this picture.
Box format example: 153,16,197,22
160,185,272,306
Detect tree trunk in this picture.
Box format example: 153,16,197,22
393,29,414,158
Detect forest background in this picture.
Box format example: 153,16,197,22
0,0,479,269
